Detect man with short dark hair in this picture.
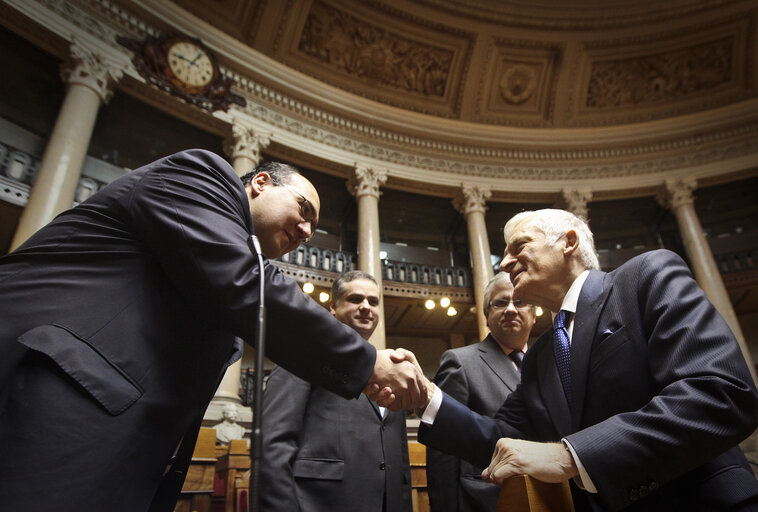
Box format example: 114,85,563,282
0,149,425,512
418,208,758,511
262,270,413,512
427,272,536,512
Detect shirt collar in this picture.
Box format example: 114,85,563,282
557,269,590,316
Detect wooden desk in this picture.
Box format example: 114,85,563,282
174,428,218,512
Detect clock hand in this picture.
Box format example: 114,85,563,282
189,52,203,65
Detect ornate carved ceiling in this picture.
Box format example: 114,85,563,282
171,0,756,128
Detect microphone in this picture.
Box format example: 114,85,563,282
247,235,266,512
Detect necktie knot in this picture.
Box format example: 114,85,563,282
508,350,524,371
555,309,569,330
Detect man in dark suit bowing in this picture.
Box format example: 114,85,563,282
426,272,536,512
417,208,758,511
261,271,412,512
0,149,425,512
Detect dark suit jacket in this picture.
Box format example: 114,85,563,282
427,335,520,512
261,366,413,512
0,150,376,512
420,250,758,511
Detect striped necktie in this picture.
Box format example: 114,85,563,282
508,350,524,373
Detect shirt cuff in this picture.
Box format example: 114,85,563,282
562,438,598,493
421,385,443,425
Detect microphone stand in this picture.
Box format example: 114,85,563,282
247,235,266,512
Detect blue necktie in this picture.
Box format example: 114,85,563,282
553,310,572,404
508,350,524,374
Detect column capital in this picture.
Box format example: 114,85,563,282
348,165,388,199
561,187,592,219
661,177,698,209
453,183,491,215
61,40,122,103
223,121,271,168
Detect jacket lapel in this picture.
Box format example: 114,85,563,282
570,269,607,431
479,335,520,392
536,329,572,436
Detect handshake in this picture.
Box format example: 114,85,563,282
363,348,434,412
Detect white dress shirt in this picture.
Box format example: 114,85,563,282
422,270,597,492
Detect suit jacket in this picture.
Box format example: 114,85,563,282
426,335,520,512
420,250,758,511
0,150,376,512
261,366,413,512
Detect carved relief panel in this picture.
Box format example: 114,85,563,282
275,0,475,118
475,38,562,126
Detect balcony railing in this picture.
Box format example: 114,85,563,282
277,243,472,288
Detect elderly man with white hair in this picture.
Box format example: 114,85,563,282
417,208,758,511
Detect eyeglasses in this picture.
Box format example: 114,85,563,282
489,299,529,310
279,182,317,242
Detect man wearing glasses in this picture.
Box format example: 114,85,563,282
426,272,536,512
0,149,425,512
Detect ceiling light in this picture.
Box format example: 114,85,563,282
535,306,543,317
319,292,330,303
424,299,435,310
302,282,314,294
447,306,457,316
439,297,450,308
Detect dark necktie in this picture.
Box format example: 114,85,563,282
553,310,572,404
508,350,524,373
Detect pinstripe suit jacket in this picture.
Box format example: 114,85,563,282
420,250,758,511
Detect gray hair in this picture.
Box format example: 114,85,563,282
483,272,512,316
503,209,600,270
331,270,378,303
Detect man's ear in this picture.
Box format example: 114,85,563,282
563,230,579,256
248,172,270,197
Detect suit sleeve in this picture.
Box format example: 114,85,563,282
566,250,758,510
426,350,469,512
123,150,375,398
260,367,311,511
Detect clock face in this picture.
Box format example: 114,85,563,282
166,40,215,91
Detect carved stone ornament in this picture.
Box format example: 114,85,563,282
224,122,271,167
453,183,491,214
663,177,698,209
116,33,246,112
299,0,453,98
562,187,592,219
348,166,388,198
587,37,732,109
499,64,537,104
60,41,123,103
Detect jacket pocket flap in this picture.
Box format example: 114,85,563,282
18,324,143,415
293,458,344,480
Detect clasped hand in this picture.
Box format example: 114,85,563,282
363,348,433,412
482,438,578,485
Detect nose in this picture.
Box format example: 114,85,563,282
297,220,313,240
500,253,515,273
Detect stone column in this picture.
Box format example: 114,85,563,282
663,178,756,383
223,121,271,176
349,165,388,349
562,187,592,220
454,184,494,340
11,42,122,250
210,123,271,427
